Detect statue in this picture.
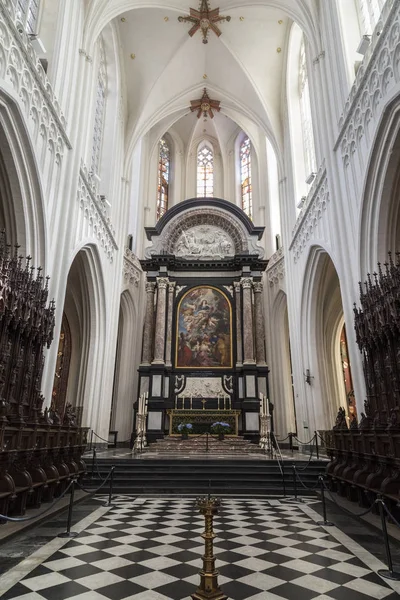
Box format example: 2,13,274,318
333,407,348,430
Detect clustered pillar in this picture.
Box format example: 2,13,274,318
241,277,255,364
165,281,176,366
233,281,243,366
141,281,156,365
238,277,266,367
253,281,266,365
153,277,169,365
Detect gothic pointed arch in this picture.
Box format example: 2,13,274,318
300,246,351,431
359,99,400,277
0,90,46,267
61,244,107,433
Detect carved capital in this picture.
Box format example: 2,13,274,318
253,282,263,293
145,282,156,294
241,277,253,289
157,277,169,290
233,281,241,293
168,281,176,293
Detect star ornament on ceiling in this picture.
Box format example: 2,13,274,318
190,88,221,118
178,0,231,44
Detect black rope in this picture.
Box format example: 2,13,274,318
0,479,75,523
275,434,290,442
91,431,111,444
382,501,400,530
75,468,113,495
295,446,315,471
294,433,317,446
294,467,320,491
322,479,377,517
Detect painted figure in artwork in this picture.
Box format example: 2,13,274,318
176,286,232,368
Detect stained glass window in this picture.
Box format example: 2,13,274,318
197,145,214,197
91,38,107,176
240,136,252,219
299,37,316,179
356,0,384,34
157,137,170,221
15,0,40,34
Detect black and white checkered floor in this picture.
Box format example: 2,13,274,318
1,496,400,600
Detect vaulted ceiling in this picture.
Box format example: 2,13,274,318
85,0,319,161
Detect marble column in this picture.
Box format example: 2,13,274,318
241,277,255,364
153,277,169,364
234,281,243,366
165,281,176,367
253,281,267,365
141,281,156,365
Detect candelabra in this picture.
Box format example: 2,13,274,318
192,495,227,600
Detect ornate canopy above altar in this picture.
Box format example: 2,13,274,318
143,197,265,264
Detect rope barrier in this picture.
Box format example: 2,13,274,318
321,479,377,518
0,479,75,523
295,446,315,472
294,433,317,446
293,467,320,492
275,434,290,442
91,431,112,444
382,502,400,530
75,468,113,495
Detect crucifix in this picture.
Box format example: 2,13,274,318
178,0,231,44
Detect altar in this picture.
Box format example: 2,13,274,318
167,408,241,435
136,198,270,443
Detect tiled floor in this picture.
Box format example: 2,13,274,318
1,496,400,600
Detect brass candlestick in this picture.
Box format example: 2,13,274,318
192,495,227,600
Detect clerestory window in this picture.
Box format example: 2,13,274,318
157,137,170,221
240,136,252,219
197,144,214,197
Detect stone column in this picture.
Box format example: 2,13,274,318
153,277,169,364
234,282,243,366
165,281,176,366
241,277,255,364
253,281,267,365
141,281,156,365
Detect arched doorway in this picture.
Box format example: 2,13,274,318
110,290,140,443
59,246,106,432
302,248,354,431
270,291,296,437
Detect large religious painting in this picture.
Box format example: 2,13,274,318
176,286,232,369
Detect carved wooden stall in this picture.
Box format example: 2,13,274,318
325,253,400,503
0,233,87,518
136,198,269,443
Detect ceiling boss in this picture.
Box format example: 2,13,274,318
190,89,221,118
178,0,231,44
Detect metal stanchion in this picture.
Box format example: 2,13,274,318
91,447,96,478
292,464,297,501
316,475,334,526
103,466,115,508
289,432,294,454
315,431,319,459
377,496,400,581
282,463,286,498
58,479,79,538
206,433,209,453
